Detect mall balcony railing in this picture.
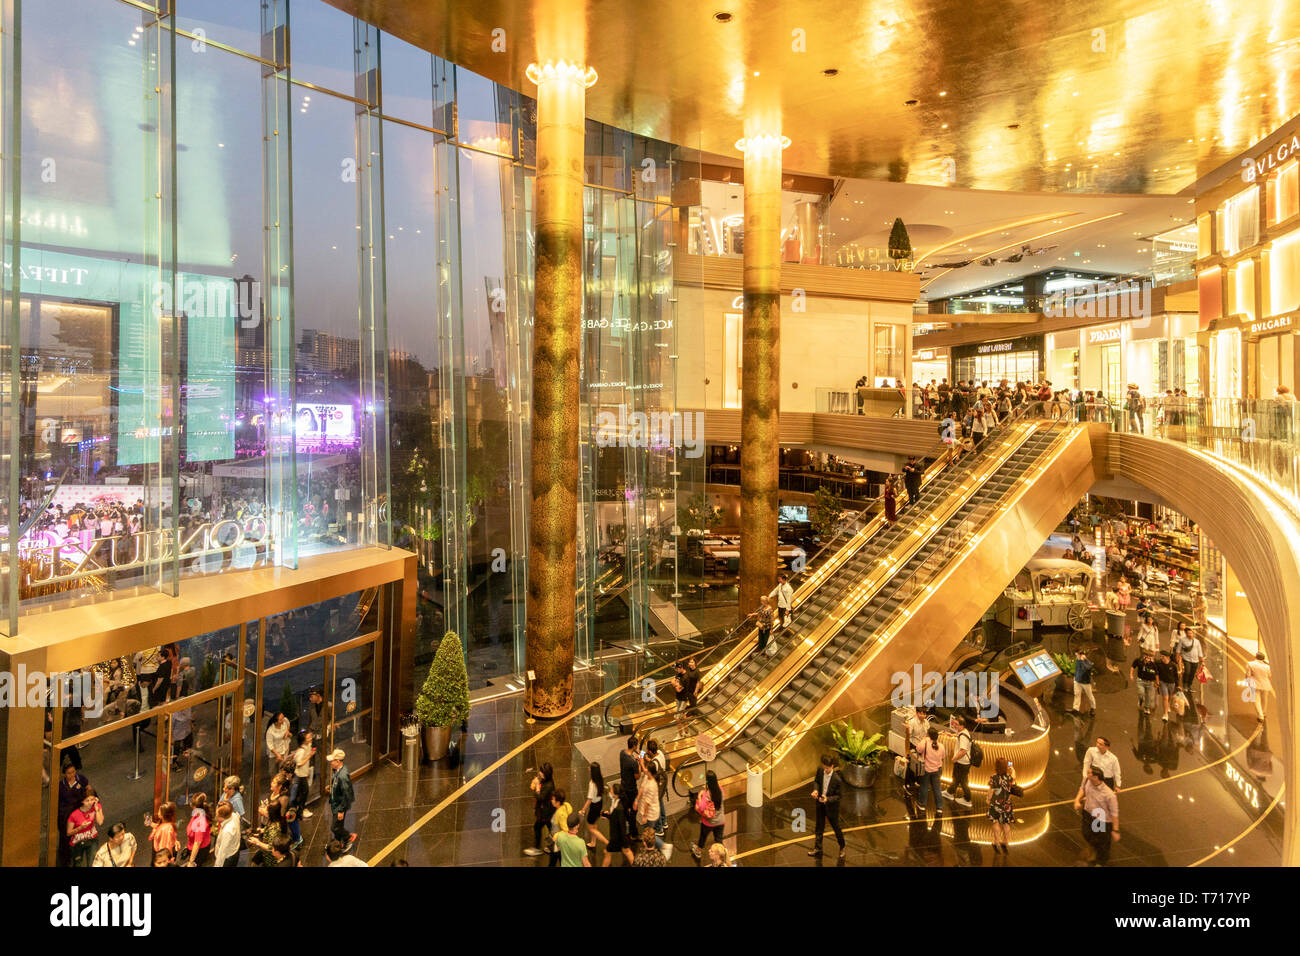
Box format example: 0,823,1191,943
1086,397,1300,505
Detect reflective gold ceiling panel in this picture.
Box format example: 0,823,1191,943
329,0,1300,193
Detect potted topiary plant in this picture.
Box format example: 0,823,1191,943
830,720,886,788
416,631,470,761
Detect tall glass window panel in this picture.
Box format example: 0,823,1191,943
290,91,366,555
16,0,176,610
382,120,444,647
174,40,277,570
177,0,265,58
287,0,359,99
377,34,439,128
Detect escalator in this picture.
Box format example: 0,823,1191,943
658,411,1098,798
632,406,1054,747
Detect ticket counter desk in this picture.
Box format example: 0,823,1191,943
887,662,1052,790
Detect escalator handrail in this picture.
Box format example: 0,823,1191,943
669,402,1072,759
743,408,1080,774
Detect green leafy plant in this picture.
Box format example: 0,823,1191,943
677,491,723,536
1052,652,1075,675
415,631,470,728
199,656,216,692
830,721,885,766
809,486,844,540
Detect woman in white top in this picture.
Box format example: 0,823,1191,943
1244,652,1272,721
291,730,315,820
265,712,291,777
1137,616,1160,653
580,762,607,850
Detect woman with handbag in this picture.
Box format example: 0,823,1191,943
691,770,725,861
986,758,1024,854
914,727,946,823
67,787,104,867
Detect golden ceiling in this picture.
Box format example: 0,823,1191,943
329,0,1300,194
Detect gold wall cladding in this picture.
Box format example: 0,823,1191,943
1104,433,1300,865
673,253,921,303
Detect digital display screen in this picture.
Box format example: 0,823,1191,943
296,402,358,450
779,505,809,523
1011,652,1061,689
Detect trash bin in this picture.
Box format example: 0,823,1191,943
402,729,420,772
746,768,763,808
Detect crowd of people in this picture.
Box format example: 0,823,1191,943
522,736,734,867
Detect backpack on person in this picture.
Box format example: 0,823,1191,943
968,738,984,768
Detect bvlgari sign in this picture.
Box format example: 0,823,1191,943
1248,315,1292,337
1241,132,1300,184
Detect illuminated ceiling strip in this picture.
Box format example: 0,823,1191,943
919,212,1127,292
913,212,1076,266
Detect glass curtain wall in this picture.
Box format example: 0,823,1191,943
4,0,683,689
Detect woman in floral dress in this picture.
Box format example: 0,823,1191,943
987,757,1024,855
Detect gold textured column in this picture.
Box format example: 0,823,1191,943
523,61,595,718
737,132,787,622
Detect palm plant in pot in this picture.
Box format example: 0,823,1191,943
830,721,886,788
415,631,470,761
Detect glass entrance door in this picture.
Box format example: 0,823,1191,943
1101,344,1123,403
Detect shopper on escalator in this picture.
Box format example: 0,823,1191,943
754,595,775,656
883,476,898,523
902,456,924,510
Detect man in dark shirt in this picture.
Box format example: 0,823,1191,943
902,456,924,510
1130,651,1160,715
619,736,641,810
1154,651,1181,722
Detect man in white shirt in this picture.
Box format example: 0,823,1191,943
213,802,241,868
905,706,931,793
1082,736,1122,792
943,715,973,807
326,839,368,867
770,574,795,629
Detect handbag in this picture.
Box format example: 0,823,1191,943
694,791,715,820
1196,663,1211,684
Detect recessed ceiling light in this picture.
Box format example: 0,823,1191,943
939,90,948,97
823,68,839,76
941,123,949,129
713,11,733,22
905,99,918,106
1007,123,1020,130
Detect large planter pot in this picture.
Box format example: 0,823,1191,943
842,760,878,789
423,724,452,761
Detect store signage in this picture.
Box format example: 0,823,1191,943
915,349,935,361
1087,326,1122,344
977,341,1014,354
1241,132,1300,184
1249,315,1292,336
2,262,90,287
